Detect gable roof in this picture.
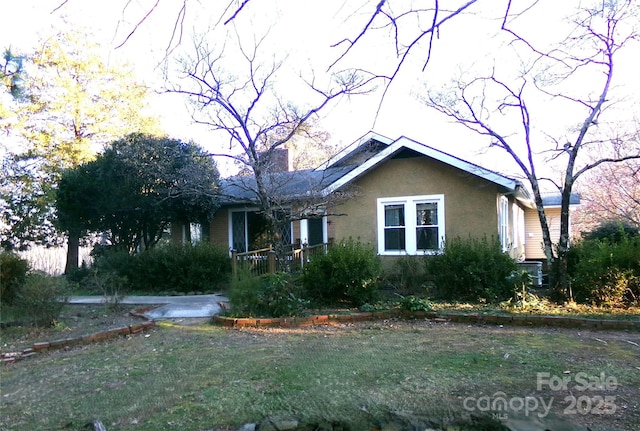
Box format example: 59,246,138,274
219,132,534,205
321,134,523,194
319,131,395,170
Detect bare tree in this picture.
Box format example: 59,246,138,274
419,1,640,296
326,0,518,116
169,28,374,248
331,1,481,72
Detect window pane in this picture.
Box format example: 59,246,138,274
308,218,323,245
416,227,438,250
385,205,404,227
274,209,292,246
247,211,270,250
190,223,202,244
231,212,246,252
385,228,405,250
416,202,437,226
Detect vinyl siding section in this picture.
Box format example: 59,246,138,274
524,207,561,259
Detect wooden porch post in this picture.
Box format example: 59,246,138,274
301,243,308,269
231,249,237,278
268,250,276,274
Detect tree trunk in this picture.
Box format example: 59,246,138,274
65,228,80,274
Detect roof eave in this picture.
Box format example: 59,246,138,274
324,136,521,194
318,131,394,171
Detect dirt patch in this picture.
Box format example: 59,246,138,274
0,304,150,354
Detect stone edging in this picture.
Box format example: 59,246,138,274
1,310,155,365
213,310,640,331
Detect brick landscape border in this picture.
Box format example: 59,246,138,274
4,309,637,364
1,315,155,365
213,310,640,331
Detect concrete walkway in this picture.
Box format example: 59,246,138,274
68,294,229,320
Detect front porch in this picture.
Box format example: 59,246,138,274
230,242,330,277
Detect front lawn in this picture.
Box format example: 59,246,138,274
1,319,639,430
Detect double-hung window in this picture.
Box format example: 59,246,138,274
377,194,445,255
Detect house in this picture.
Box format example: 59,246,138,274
525,193,581,260
178,132,579,267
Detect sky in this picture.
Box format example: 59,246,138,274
2,0,639,182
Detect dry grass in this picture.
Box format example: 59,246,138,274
1,318,639,431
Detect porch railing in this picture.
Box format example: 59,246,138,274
231,242,329,277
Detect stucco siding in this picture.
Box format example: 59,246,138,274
208,209,229,249
328,156,502,247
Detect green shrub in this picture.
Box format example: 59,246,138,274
0,252,29,305
132,242,231,293
581,220,639,243
92,247,137,288
382,256,426,295
92,242,231,294
302,239,382,307
65,261,93,286
424,236,517,303
228,271,309,317
86,269,129,307
568,234,640,306
358,301,393,312
11,272,70,326
398,295,433,312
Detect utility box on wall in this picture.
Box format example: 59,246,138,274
516,261,543,286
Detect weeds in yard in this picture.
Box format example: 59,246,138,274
398,295,433,312
1,322,638,431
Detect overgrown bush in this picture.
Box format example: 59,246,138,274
424,236,517,303
382,256,426,295
1,254,69,326
88,269,129,307
227,271,309,317
9,272,70,326
91,242,231,294
567,233,640,306
302,239,382,307
93,247,136,285
501,271,554,311
139,242,231,293
65,261,93,286
0,252,30,305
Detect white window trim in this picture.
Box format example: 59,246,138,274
300,219,308,244
498,196,510,252
376,194,445,256
228,208,257,252
512,203,525,250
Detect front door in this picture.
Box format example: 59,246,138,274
308,218,324,245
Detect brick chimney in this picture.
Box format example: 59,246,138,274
260,148,290,172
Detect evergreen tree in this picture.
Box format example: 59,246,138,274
0,29,162,269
